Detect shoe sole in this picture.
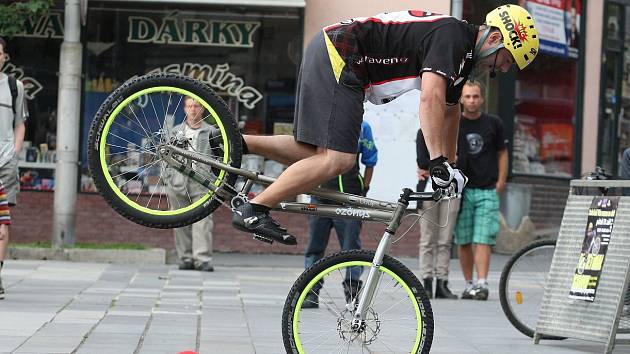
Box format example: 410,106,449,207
473,293,488,301
232,220,297,245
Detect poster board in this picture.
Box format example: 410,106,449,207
535,180,630,354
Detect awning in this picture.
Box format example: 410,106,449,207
99,0,305,7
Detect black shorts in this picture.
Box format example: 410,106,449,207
293,31,364,154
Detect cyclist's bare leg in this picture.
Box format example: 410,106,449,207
251,148,356,207
458,244,474,281
473,244,491,280
243,135,317,165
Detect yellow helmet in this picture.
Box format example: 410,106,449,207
485,4,539,69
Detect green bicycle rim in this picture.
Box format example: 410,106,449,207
99,86,229,216
292,260,422,353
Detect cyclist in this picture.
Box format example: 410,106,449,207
233,5,539,245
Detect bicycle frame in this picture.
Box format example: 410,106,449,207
163,144,449,323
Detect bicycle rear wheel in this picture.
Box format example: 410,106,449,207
499,239,566,340
88,73,242,228
282,250,433,354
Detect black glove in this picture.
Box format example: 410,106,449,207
429,156,468,193
429,156,454,190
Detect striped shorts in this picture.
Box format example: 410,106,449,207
0,183,10,225
454,188,499,245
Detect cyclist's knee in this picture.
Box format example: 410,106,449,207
324,152,355,176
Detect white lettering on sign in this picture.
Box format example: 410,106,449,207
128,16,260,48
1,63,44,101
146,62,263,109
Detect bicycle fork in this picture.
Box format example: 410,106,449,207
352,192,409,330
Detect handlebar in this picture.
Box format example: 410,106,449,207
402,184,459,203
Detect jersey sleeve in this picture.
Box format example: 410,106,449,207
420,23,471,105
359,122,378,167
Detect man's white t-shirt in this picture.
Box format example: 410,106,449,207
0,74,27,167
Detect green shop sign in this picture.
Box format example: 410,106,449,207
128,16,261,47
14,11,64,39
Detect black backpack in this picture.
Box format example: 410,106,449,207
8,75,17,115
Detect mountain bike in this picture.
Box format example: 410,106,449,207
499,238,566,340
87,73,456,353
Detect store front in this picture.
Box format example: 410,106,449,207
597,0,630,176
3,0,303,194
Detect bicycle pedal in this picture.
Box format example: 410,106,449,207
253,234,273,244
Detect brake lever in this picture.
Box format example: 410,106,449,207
432,184,459,201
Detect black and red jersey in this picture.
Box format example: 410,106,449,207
323,10,477,105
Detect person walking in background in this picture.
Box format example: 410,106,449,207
416,129,459,299
0,37,27,298
0,182,10,299
166,97,220,272
455,80,508,300
301,121,378,308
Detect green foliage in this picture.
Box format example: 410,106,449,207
0,0,54,38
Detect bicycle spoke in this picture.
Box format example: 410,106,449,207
123,104,155,147
110,119,152,142
106,132,154,155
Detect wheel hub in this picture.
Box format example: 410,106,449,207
337,307,381,344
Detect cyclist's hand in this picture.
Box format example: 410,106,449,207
429,156,454,190
452,168,468,194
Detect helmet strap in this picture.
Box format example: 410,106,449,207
489,50,499,78
474,27,505,61
470,26,505,80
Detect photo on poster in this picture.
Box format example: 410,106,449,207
569,196,619,301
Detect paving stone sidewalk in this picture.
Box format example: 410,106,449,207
0,253,619,353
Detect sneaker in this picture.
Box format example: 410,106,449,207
232,203,297,245
178,259,195,270
196,262,214,272
301,291,319,309
343,280,363,304
470,283,489,301
461,282,475,300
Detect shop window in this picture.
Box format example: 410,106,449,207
513,55,576,177
79,4,302,192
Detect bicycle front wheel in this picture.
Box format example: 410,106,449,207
499,239,566,340
88,73,242,228
282,250,433,354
